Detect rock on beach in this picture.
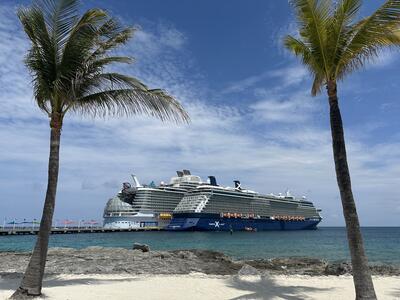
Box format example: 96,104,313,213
0,247,398,277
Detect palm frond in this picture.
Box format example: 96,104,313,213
89,56,134,68
19,0,189,124
284,35,325,94
327,0,361,74
337,0,400,78
69,72,148,102
64,71,188,123
71,88,189,123
90,27,135,59
311,73,325,96
58,9,108,84
284,35,319,71
89,73,148,91
286,0,400,97
39,0,79,62
289,0,332,76
17,5,57,112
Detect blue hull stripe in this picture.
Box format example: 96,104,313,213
167,213,321,231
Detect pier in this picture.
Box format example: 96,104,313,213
0,227,162,236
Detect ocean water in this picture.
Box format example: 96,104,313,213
0,227,399,265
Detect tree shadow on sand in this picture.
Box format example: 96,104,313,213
389,288,400,298
0,272,139,296
226,274,334,300
44,276,139,288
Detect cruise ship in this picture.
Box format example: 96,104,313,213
103,170,202,229
167,177,322,231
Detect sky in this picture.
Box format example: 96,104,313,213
0,0,399,226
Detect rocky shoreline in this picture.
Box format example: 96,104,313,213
0,247,398,277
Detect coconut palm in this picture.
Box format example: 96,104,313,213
12,0,188,298
284,0,400,299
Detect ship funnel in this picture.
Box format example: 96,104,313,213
182,169,191,175
234,180,242,190
176,171,184,177
208,176,218,186
131,175,142,187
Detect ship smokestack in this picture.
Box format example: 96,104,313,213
208,176,218,186
234,180,241,190
182,169,191,175
176,171,184,177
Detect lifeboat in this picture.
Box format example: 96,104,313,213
244,227,257,232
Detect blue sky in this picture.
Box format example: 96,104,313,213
0,0,399,226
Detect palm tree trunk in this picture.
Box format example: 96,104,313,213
327,81,376,300
11,114,62,299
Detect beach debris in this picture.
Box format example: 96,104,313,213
133,243,150,252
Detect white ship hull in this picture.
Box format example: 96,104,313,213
103,213,158,229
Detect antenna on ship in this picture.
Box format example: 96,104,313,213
131,174,143,187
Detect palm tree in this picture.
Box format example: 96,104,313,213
284,0,400,299
12,0,189,298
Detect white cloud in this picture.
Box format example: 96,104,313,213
158,23,187,49
250,89,321,123
0,3,399,227
221,71,270,94
269,65,309,87
222,64,309,95
129,23,186,57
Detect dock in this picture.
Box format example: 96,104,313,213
0,227,162,236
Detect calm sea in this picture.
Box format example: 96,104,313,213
0,227,399,265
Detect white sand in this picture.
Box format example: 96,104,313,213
1,274,399,300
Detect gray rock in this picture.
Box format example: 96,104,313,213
0,248,398,277
133,243,150,252
325,262,352,275
238,264,260,276
245,257,328,275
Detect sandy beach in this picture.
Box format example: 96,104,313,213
1,274,399,300
1,247,399,299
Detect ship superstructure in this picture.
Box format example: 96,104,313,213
103,170,202,229
167,177,322,231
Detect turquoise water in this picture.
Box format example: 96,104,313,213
1,227,399,265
